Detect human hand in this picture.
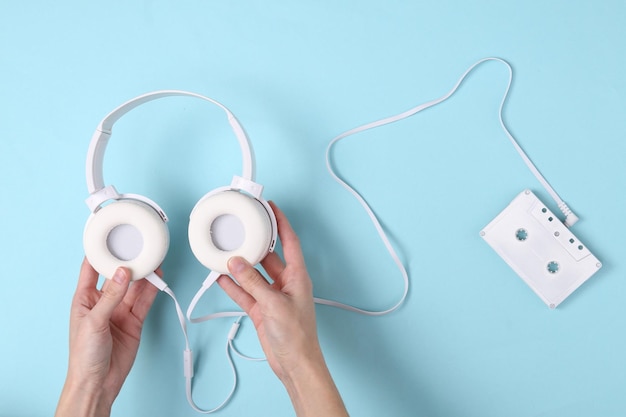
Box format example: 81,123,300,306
217,202,349,417
55,259,159,417
218,202,319,380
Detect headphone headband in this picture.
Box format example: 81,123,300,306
86,90,255,194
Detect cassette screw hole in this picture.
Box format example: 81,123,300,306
542,208,547,213
547,261,560,274
515,228,528,241
578,245,584,250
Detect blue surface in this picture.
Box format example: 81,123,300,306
1,1,625,416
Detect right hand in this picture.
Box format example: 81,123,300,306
218,202,349,416
217,202,322,381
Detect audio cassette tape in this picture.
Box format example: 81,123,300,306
480,189,602,308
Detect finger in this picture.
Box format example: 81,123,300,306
269,202,306,268
123,267,162,312
91,267,131,320
227,256,276,304
76,257,100,293
128,278,159,322
261,252,285,279
217,275,257,313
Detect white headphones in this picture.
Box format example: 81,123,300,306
83,90,277,281
81,89,409,414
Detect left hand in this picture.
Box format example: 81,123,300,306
55,258,159,417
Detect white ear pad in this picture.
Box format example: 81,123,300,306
188,190,273,274
83,200,169,281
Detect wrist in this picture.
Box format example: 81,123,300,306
281,349,325,387
55,377,112,417
281,353,349,417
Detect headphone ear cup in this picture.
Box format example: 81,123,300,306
83,199,170,281
188,191,274,274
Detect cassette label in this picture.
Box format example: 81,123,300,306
480,189,602,308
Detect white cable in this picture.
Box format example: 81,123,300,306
186,271,248,324
318,57,582,316
144,273,239,414
228,340,266,362
145,273,191,350
313,268,408,315
227,317,267,362
180,57,581,412
185,338,238,414
325,57,578,227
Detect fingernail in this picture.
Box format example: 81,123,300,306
228,257,246,274
112,267,127,284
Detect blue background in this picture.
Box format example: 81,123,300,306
1,1,625,416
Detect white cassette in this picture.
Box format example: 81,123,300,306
480,189,602,308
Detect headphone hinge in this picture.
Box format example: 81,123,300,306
85,185,120,212
230,175,263,199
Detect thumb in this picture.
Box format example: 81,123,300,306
228,256,272,303
92,267,131,320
